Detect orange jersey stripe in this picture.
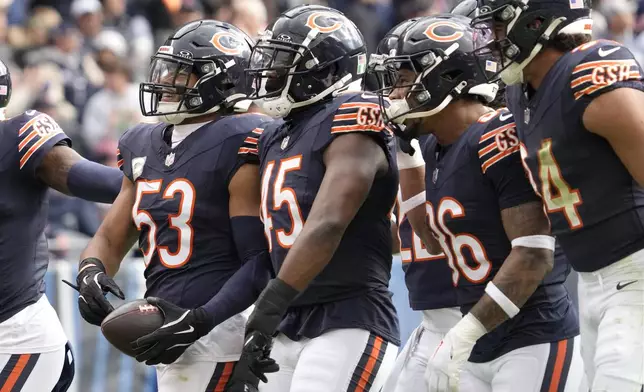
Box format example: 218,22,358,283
572,59,635,74
238,147,258,154
330,124,385,133
251,128,264,135
19,132,59,169
0,354,31,392
333,113,359,121
479,123,515,143
117,159,124,168
548,340,568,392
478,142,497,158
339,102,380,110
481,145,520,173
17,116,42,136
18,130,39,151
244,137,259,144
570,74,593,89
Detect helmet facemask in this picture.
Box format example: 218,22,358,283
140,52,250,124
247,29,362,118
471,0,592,85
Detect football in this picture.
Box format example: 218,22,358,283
101,299,164,357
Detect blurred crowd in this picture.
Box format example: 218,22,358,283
0,0,641,242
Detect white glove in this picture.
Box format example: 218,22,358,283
425,313,487,392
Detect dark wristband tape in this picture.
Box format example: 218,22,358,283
246,278,299,336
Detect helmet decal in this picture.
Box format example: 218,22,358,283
306,12,343,33
210,32,244,55
424,21,465,43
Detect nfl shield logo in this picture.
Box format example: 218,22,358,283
569,0,583,9
165,152,175,166
281,136,290,150
524,108,531,124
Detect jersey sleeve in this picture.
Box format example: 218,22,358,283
325,93,395,158
477,110,540,210
222,113,273,185
117,129,136,182
570,40,644,107
16,111,71,176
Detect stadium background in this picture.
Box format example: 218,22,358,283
1,0,636,390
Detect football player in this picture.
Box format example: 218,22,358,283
368,20,462,392
0,60,123,390
72,20,275,391
472,0,644,390
379,15,581,391
227,5,400,392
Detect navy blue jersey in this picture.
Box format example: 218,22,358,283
420,108,578,362
259,92,400,345
117,114,272,309
0,110,70,323
506,40,644,272
398,143,459,310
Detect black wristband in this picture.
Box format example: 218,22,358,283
246,278,299,336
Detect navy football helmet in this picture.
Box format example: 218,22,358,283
471,0,593,85
451,0,479,18
368,18,419,96
140,20,254,124
0,60,10,118
247,5,367,118
377,15,498,128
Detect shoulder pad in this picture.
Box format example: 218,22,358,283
476,108,520,174
569,40,643,101
329,92,392,135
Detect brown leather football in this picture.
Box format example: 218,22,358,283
100,299,164,357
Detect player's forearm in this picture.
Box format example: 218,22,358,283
81,226,137,277
277,220,346,292
38,146,122,203
469,248,553,331
200,252,273,327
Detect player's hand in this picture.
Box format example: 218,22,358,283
228,331,279,386
425,314,486,392
130,297,212,365
63,257,125,326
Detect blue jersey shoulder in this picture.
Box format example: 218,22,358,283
2,110,70,173
567,40,644,101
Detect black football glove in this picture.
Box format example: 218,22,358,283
62,257,124,326
130,297,212,365
226,331,279,391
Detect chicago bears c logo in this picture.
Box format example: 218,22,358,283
210,32,243,55
424,21,464,43
306,12,343,33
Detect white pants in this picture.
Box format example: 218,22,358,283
155,307,251,391
461,336,584,392
578,249,644,392
0,344,72,392
383,308,461,392
259,329,398,392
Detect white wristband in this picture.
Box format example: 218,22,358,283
396,139,425,170
511,235,555,251
484,282,520,318
401,191,426,214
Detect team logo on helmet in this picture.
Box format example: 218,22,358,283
306,12,343,34
423,21,465,43
210,32,243,55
